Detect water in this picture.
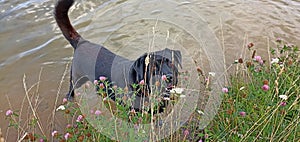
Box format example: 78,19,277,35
0,0,299,141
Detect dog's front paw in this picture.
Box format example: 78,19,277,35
66,91,74,101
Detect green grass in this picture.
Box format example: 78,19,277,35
207,39,300,141
4,39,299,142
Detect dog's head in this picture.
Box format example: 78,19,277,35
131,48,182,97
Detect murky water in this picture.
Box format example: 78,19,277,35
0,0,299,141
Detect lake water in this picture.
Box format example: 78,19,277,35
0,0,299,141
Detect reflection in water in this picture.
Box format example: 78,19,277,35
0,0,300,141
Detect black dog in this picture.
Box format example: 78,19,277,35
54,0,182,111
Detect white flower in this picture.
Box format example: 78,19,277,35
239,86,245,91
197,110,204,115
170,88,184,94
271,58,279,64
56,105,66,111
237,133,243,138
279,95,288,100
163,97,170,100
145,56,150,65
208,72,216,77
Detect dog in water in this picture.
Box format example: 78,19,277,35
54,0,182,111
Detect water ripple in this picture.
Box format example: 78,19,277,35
0,36,60,70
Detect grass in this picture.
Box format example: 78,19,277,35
3,38,300,142
207,39,300,141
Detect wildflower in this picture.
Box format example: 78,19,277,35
197,67,203,74
246,61,253,67
183,129,189,136
78,135,84,141
254,56,262,62
170,88,184,94
279,95,288,100
238,58,243,63
99,76,106,81
184,76,188,80
239,86,245,91
247,42,254,49
239,111,246,117
263,80,269,85
51,130,58,137
262,84,269,91
62,98,68,104
197,110,204,115
271,58,279,64
130,109,136,115
276,37,282,42
280,102,287,106
5,110,13,116
161,75,167,81
287,43,294,48
66,124,72,129
205,77,209,82
234,59,239,64
56,105,65,111
237,133,243,138
94,110,102,116
208,72,215,77
94,80,98,85
258,59,264,65
99,83,105,89
76,115,84,122
39,138,44,142
64,133,71,140
163,97,170,100
86,133,91,137
205,134,209,139
65,109,70,114
139,80,145,85
21,132,35,141
222,87,229,93
226,109,234,115
254,67,262,72
75,92,81,96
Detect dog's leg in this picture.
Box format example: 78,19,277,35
66,68,74,100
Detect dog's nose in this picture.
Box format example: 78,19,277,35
166,74,173,81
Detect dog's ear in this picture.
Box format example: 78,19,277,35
172,50,182,68
131,53,148,83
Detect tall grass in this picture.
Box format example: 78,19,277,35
4,39,299,142
207,39,300,141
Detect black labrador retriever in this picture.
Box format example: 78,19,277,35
54,0,182,111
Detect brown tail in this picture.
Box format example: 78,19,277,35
54,0,80,48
